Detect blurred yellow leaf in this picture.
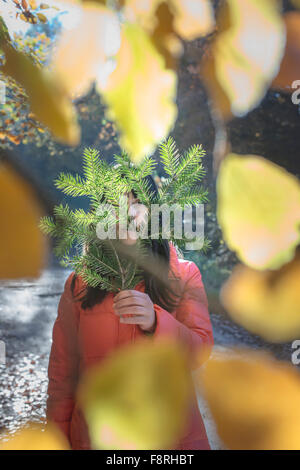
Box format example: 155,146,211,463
217,154,300,270
50,3,120,99
272,12,300,90
124,0,214,40
0,162,47,279
37,12,47,23
196,349,300,450
1,44,80,146
172,0,215,40
202,0,285,119
19,13,30,22
0,422,70,450
220,250,300,342
28,0,37,9
291,0,300,8
77,338,193,450
100,23,177,162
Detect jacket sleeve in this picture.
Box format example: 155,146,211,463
152,261,214,370
46,272,80,442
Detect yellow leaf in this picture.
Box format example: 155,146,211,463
28,0,37,9
196,349,300,450
0,162,47,279
124,0,214,40
77,338,193,450
202,0,285,119
291,0,300,8
2,44,80,146
50,3,120,99
100,23,177,162
220,250,300,342
217,154,300,270
37,12,47,23
0,422,70,450
171,0,215,40
19,13,29,22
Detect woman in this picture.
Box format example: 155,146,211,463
46,176,214,450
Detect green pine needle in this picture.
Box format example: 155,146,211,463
40,140,210,291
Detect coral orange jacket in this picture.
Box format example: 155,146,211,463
46,244,214,450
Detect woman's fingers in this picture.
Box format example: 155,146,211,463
113,297,145,310
114,305,146,316
113,290,155,331
113,290,149,312
120,315,145,324
114,290,145,302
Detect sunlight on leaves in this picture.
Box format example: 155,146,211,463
202,0,285,119
272,12,300,91
196,349,300,450
99,23,177,163
220,249,300,342
217,154,300,270
1,44,80,146
0,422,70,450
172,0,215,40
0,161,47,279
50,2,120,99
77,337,193,450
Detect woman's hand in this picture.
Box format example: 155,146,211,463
113,290,156,333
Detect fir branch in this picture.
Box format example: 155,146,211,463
39,216,56,236
159,142,206,201
159,137,180,177
107,239,126,290
40,139,210,292
171,186,209,207
54,173,88,197
114,152,155,205
82,147,102,183
138,156,157,179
